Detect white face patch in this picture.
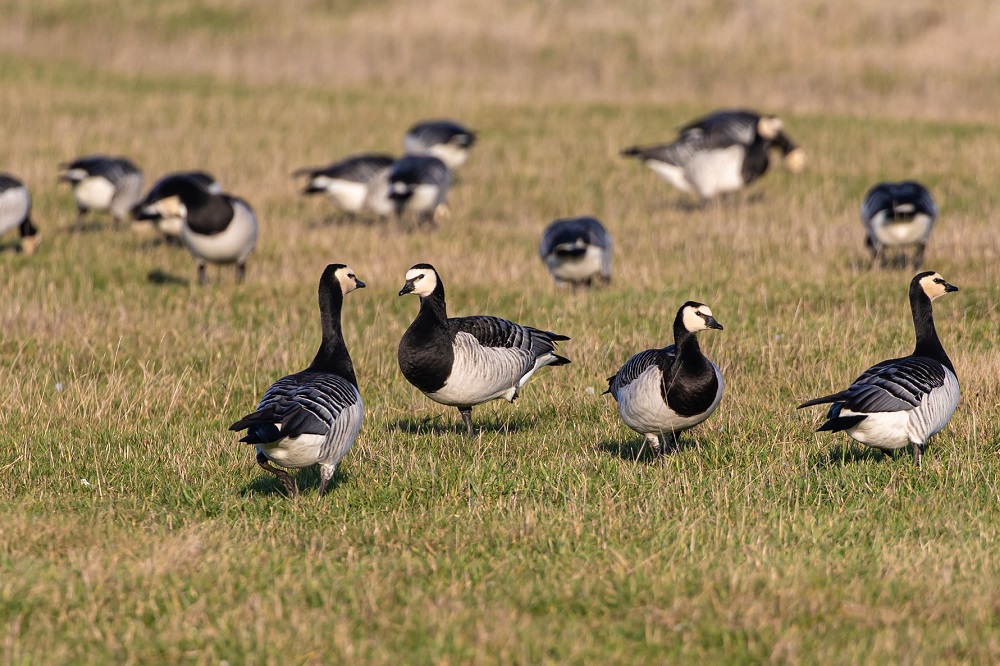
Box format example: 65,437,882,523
682,306,708,332
757,116,784,140
784,148,806,173
336,266,361,294
404,267,438,297
920,273,949,300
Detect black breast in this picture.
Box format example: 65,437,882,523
398,317,455,394
660,359,719,417
740,140,771,185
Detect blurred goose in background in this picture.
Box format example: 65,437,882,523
387,155,452,229
294,153,395,220
538,216,612,288
397,263,570,437
133,173,257,284
136,170,221,240
798,271,959,465
230,264,366,496
606,302,724,455
59,154,144,231
621,109,805,200
404,119,476,169
0,173,40,255
861,181,937,270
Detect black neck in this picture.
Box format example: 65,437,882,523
910,284,953,372
308,277,356,385
670,312,711,374
416,278,450,331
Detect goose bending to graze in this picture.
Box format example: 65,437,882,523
133,174,257,284
404,119,476,169
397,263,570,437
861,181,937,270
58,155,144,231
388,156,452,229
621,109,805,200
230,264,365,496
294,153,395,219
0,174,40,255
798,272,959,465
135,171,221,240
606,302,724,455
539,216,612,288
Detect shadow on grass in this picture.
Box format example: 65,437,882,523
598,435,697,464
147,269,189,286
810,444,896,468
239,466,349,498
390,413,533,436
306,213,388,229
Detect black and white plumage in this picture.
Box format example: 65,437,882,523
230,264,366,496
606,302,724,455
294,153,395,218
798,271,960,464
387,155,452,228
861,181,938,269
397,263,570,437
133,173,257,284
58,155,144,231
621,109,805,200
0,173,40,255
404,119,476,170
135,170,221,239
538,216,612,288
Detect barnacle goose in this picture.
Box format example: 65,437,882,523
58,155,144,231
538,216,612,288
861,181,938,269
605,302,724,455
397,263,570,436
621,109,805,200
294,153,395,219
133,174,257,284
798,271,959,464
0,174,40,255
135,170,221,240
230,264,365,496
387,155,452,229
404,119,476,170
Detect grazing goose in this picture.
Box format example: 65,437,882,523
397,263,570,436
861,181,937,270
58,155,144,231
621,109,805,200
294,153,395,219
0,174,40,255
133,174,258,284
606,302,724,455
798,271,959,464
538,216,612,288
387,155,452,228
404,119,476,169
230,264,365,496
136,170,221,240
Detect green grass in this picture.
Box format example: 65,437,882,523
3,2,1000,664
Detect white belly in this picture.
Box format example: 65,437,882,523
686,146,746,198
257,433,326,469
0,186,29,235
404,183,445,214
646,161,694,193
323,180,369,212
617,365,724,435
425,333,529,407
73,177,115,211
871,212,933,246
546,245,605,283
181,205,258,264
842,410,911,450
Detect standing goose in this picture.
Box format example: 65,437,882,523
621,109,805,200
58,155,144,231
798,271,959,464
294,153,395,219
606,302,724,455
387,155,452,229
861,181,938,270
230,264,366,496
136,170,221,240
404,119,477,169
0,174,40,255
397,263,570,436
133,174,258,284
538,216,612,288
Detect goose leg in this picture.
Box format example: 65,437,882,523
459,407,474,437
197,263,208,285
256,451,297,497
912,242,927,270
75,207,86,233
235,262,247,284
911,442,923,466
318,464,336,495
644,433,661,456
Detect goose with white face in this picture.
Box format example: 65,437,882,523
681,304,723,332
398,267,438,297
335,266,366,294
919,272,957,300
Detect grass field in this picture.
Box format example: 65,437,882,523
3,1,1000,663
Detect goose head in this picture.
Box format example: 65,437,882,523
330,264,365,294
756,115,784,140
915,271,958,301
680,301,724,332
398,263,439,297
